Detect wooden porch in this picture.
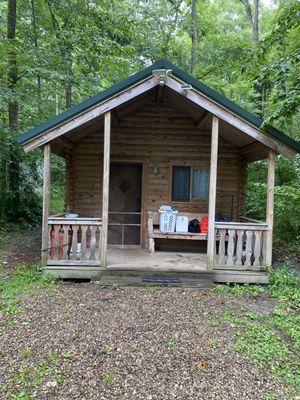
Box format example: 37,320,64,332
45,246,269,284
44,213,269,284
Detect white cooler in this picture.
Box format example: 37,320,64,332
175,215,189,233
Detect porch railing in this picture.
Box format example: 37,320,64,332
47,216,102,265
214,221,268,270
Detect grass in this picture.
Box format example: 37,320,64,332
103,371,116,386
217,262,300,395
213,281,265,297
1,352,66,399
0,264,57,319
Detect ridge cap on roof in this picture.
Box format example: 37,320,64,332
17,58,300,153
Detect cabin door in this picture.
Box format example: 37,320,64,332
108,162,142,246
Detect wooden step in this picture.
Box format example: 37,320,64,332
98,274,215,289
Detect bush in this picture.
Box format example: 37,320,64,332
247,182,300,244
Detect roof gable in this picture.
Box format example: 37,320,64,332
17,59,300,154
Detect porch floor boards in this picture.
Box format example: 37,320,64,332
107,248,207,272
45,248,269,284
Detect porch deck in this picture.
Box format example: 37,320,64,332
45,247,269,284
108,248,207,271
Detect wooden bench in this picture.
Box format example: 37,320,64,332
147,211,208,254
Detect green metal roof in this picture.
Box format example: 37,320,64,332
17,59,300,153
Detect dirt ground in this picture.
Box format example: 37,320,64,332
0,227,297,399
1,284,287,400
0,227,41,273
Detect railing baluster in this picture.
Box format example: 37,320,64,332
235,229,244,266
245,230,253,267
226,229,235,266
85,226,91,261
90,226,97,261
53,225,59,260
62,225,68,260
218,229,226,266
58,225,64,260
95,226,101,261
253,230,262,267
71,225,78,260
81,225,87,260
49,225,55,260
261,230,267,266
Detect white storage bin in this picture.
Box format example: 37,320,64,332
159,210,178,232
176,216,188,233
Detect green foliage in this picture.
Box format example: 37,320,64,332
236,321,299,387
0,264,57,317
218,263,300,393
247,182,300,244
268,263,300,310
0,0,298,227
2,352,66,399
102,371,116,386
213,282,265,297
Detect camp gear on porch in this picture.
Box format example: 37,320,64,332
188,219,200,233
159,205,178,232
215,214,230,222
175,215,189,233
200,216,208,233
147,212,231,256
199,215,230,234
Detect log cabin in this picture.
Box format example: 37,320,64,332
17,59,300,284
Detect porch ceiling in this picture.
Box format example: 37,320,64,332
51,85,270,162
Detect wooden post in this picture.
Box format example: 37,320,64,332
207,116,219,270
100,111,111,267
265,150,276,266
42,144,51,264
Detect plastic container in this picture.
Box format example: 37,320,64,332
159,210,178,232
176,216,188,233
65,213,79,218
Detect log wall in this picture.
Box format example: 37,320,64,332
65,102,247,245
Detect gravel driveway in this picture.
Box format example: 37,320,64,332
0,283,287,400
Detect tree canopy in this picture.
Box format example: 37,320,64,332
0,0,299,241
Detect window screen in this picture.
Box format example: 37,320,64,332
172,166,190,202
192,169,209,199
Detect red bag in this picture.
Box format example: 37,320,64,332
200,216,208,233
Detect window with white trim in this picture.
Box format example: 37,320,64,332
172,166,209,202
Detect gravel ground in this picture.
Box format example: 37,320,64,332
0,283,287,400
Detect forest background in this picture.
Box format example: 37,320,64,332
0,0,299,246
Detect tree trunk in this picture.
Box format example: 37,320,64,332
45,0,73,109
31,0,42,112
7,0,21,218
191,0,197,74
7,0,18,130
252,0,259,42
65,54,72,108
240,0,259,43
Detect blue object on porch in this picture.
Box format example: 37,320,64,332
215,214,231,222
